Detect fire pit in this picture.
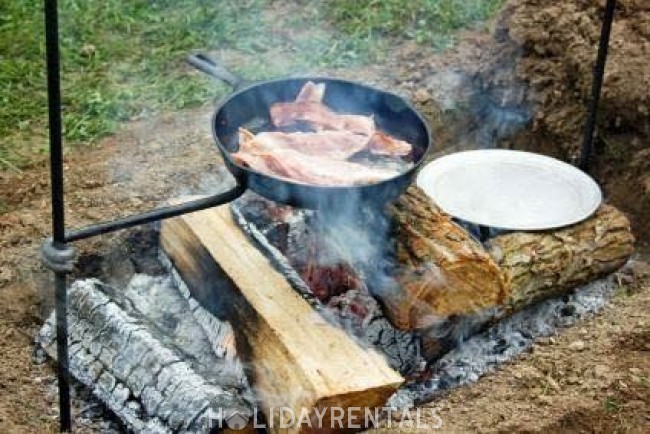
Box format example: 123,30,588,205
35,192,632,431
39,0,623,432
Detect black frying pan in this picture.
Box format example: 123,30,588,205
188,54,432,209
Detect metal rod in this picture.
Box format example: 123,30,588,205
579,0,617,170
43,0,72,431
64,183,247,242
54,272,71,432
44,0,65,244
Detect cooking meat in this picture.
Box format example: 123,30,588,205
232,81,414,186
368,132,413,157
270,101,375,136
295,81,325,103
238,127,369,160
232,147,399,186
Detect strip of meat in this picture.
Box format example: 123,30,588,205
367,132,413,157
238,128,369,160
231,147,399,186
270,101,375,137
295,81,325,103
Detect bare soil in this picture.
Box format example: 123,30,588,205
0,1,648,432
369,268,650,433
474,0,650,245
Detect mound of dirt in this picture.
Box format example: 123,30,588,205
487,0,649,154
474,0,650,244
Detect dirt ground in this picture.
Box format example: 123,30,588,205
0,1,648,432
370,275,649,433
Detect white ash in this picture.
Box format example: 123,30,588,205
36,276,252,433
158,251,246,376
387,276,618,408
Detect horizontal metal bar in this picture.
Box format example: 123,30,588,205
64,183,247,243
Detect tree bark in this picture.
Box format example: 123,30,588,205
487,204,635,315
379,187,508,330
378,187,634,332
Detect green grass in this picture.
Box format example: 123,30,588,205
603,397,623,413
0,0,504,171
326,0,504,46
1,0,267,169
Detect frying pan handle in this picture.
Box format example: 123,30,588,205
187,53,246,90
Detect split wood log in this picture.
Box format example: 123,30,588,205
229,196,424,375
380,187,508,330
487,204,635,315
380,187,634,333
160,206,404,434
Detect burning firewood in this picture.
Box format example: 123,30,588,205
160,206,404,434
222,185,634,352
383,187,633,334
380,186,508,330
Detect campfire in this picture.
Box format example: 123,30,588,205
35,2,636,431
37,182,633,432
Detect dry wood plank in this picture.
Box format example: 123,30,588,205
160,206,404,434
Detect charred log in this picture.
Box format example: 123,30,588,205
36,278,252,433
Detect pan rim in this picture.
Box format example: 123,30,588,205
210,76,432,191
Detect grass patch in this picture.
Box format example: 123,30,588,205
603,397,623,413
0,0,504,171
1,0,267,170
326,0,504,46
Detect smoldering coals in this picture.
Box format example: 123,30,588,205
306,195,454,329
231,193,425,374
240,180,455,341
387,275,618,409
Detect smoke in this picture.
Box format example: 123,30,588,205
297,190,456,361
471,95,531,148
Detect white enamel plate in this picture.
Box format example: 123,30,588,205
416,150,602,231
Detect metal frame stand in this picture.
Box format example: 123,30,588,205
579,0,617,170
41,1,245,431
40,0,616,431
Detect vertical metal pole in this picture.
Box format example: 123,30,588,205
579,0,617,170
43,0,72,431
54,273,71,432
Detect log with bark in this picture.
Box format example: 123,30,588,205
379,187,634,333
380,187,508,330
487,203,635,315
160,206,404,434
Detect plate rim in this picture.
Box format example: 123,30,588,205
416,149,603,231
